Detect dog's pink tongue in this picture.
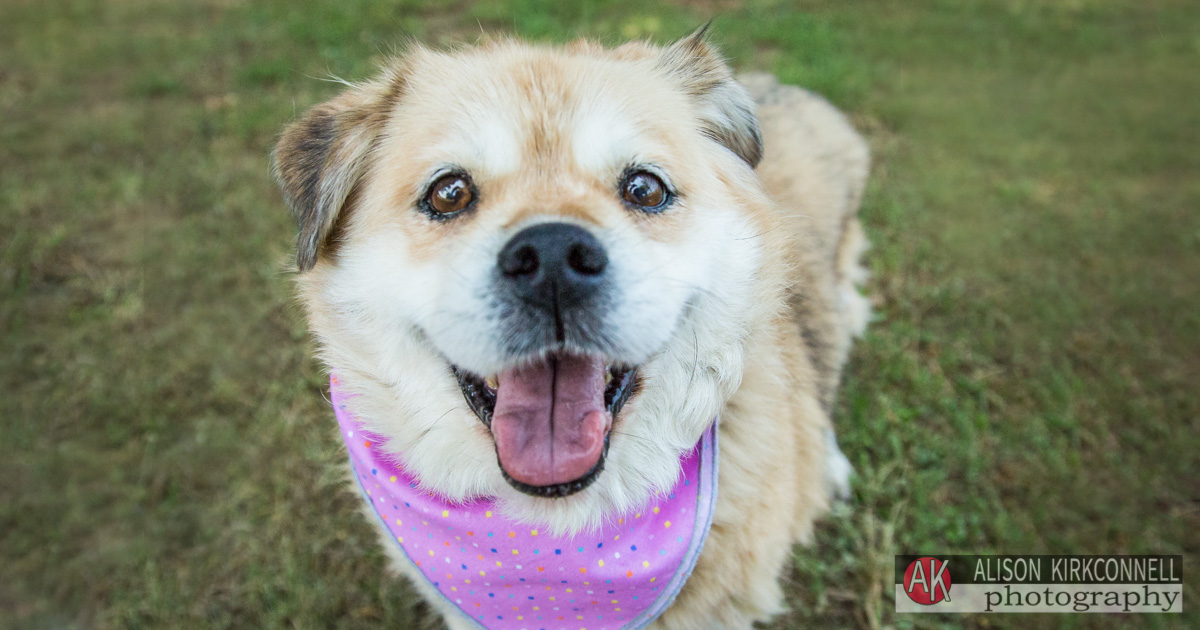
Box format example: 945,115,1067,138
491,355,610,487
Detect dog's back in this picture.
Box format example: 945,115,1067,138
743,72,872,412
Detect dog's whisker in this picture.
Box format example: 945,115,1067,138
659,277,722,303
685,328,700,395
610,430,658,447
735,224,785,241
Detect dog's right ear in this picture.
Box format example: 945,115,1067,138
659,24,763,168
272,73,403,271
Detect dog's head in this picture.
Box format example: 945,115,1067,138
274,31,785,531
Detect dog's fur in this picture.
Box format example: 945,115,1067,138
274,31,869,629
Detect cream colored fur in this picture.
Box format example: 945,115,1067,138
275,35,870,629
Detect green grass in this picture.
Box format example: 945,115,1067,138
3,0,1197,628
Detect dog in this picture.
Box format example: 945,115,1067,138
273,28,870,630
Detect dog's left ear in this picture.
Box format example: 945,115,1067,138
659,25,762,168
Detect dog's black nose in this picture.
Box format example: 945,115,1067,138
498,223,608,310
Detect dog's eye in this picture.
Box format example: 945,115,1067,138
426,174,475,215
620,171,669,211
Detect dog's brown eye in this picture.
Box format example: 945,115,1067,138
620,171,669,210
426,174,475,215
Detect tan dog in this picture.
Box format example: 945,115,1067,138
273,29,869,629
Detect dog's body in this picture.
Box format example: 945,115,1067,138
274,33,868,629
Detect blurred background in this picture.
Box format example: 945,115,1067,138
2,0,1197,628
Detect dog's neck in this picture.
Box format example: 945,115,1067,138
331,374,719,629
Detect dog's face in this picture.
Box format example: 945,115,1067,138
276,34,784,532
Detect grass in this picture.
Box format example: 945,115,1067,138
2,0,1197,628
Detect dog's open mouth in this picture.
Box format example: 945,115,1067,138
453,355,638,498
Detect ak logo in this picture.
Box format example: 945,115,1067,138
903,557,953,605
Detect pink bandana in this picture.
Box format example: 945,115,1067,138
331,376,718,630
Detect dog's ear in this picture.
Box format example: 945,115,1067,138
272,73,403,271
659,25,762,168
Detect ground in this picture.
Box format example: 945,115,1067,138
2,0,1197,628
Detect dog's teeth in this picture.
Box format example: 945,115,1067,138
605,371,613,384
485,375,498,389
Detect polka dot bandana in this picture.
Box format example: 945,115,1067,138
332,375,719,630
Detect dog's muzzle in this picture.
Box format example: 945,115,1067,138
450,222,643,498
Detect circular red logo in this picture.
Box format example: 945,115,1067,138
903,557,952,605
